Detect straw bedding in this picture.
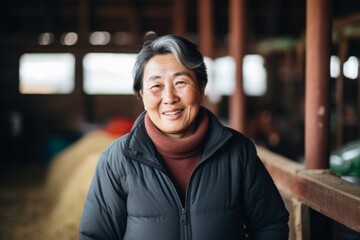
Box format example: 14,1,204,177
0,131,116,240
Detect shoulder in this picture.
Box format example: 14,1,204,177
102,111,147,159
91,134,130,176
102,133,129,157
225,128,258,160
226,127,255,149
202,110,257,166
204,107,257,153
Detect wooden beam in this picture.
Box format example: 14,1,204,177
257,146,360,233
333,12,360,28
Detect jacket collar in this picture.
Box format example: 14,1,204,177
200,109,233,162
124,107,233,169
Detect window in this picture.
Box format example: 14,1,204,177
330,55,340,78
83,53,136,94
330,55,359,79
19,53,75,94
344,56,359,80
204,55,267,102
243,54,267,96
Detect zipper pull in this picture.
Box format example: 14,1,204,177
180,208,187,225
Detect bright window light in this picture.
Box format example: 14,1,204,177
38,32,54,45
204,55,236,102
19,53,75,94
243,55,267,96
213,56,236,96
61,32,78,46
83,53,136,94
89,31,111,45
204,55,267,99
204,57,222,103
330,55,340,78
344,56,359,79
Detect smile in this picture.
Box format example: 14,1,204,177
163,109,183,115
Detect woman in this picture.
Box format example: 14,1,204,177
79,35,289,240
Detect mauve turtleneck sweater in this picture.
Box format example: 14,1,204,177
144,110,209,204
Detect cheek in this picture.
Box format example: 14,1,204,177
142,92,161,109
182,89,202,104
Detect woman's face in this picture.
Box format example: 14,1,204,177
141,54,204,139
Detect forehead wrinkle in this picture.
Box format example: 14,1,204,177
147,75,161,82
173,70,192,78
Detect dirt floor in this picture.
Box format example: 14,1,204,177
0,131,116,240
0,166,50,240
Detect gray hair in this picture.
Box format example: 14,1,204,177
132,34,208,97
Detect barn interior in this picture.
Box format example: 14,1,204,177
1,0,360,239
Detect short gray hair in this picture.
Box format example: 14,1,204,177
132,35,208,97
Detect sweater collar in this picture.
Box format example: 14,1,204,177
144,108,209,159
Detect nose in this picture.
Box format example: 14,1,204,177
163,85,178,104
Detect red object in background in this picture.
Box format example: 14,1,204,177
105,117,134,137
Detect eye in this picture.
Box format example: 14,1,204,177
175,79,187,86
150,84,161,90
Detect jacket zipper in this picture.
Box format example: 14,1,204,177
169,135,232,240
163,174,190,240
180,208,187,225
179,155,215,240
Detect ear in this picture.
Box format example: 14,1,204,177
200,85,205,102
139,91,147,110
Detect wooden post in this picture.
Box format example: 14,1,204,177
78,0,89,43
305,0,332,169
173,0,186,37
305,1,332,233
198,0,219,116
198,0,213,56
229,0,246,133
335,39,348,148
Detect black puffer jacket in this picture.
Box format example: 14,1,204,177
79,108,289,240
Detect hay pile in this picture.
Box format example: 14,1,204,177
0,130,117,240
43,153,100,239
44,131,116,198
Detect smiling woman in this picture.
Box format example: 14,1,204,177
79,34,289,240
141,54,203,139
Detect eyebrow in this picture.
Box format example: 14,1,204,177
147,71,192,82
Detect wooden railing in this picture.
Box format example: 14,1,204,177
256,146,360,235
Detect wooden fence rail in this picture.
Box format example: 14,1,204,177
257,146,360,234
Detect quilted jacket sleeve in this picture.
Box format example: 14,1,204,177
242,142,289,240
79,151,127,240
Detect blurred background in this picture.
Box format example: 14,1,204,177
0,0,360,239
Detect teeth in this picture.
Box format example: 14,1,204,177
164,110,182,115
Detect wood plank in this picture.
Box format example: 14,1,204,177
257,146,360,233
